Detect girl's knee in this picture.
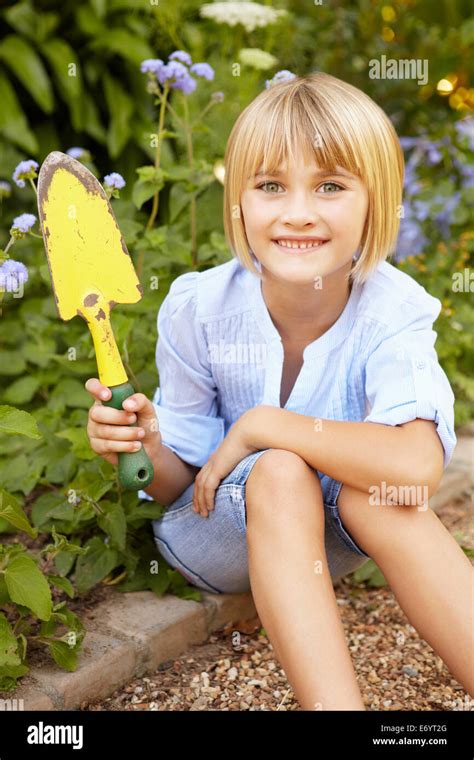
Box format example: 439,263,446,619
246,448,320,496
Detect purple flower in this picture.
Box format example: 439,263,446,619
67,147,85,159
399,137,420,149
140,59,164,76
454,117,474,151
459,163,474,188
172,75,197,94
156,61,198,94
11,213,37,234
265,70,297,89
103,172,126,190
412,200,431,222
0,260,29,292
433,192,460,235
12,159,39,188
169,50,192,67
211,91,225,103
157,60,189,85
400,136,443,167
190,62,215,81
403,162,423,196
395,204,428,260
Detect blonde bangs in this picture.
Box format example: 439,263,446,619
223,71,404,286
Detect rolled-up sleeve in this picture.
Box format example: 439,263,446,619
363,292,456,468
138,272,224,501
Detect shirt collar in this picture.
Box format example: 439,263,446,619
248,269,361,358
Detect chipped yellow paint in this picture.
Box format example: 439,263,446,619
40,165,140,387
81,291,128,387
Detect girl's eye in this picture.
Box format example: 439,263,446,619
256,181,282,193
318,181,344,193
256,180,344,194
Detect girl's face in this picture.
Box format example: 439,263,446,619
240,150,369,286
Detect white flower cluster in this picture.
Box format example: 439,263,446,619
200,2,287,33
239,48,278,70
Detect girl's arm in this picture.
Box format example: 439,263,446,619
243,406,445,500
143,442,200,507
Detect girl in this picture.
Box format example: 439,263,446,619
86,72,473,711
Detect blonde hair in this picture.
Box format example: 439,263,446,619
223,71,404,287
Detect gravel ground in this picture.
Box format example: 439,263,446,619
81,493,473,712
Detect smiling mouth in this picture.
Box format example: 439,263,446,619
272,239,329,253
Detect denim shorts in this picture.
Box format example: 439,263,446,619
152,449,371,594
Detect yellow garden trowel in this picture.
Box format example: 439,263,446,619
37,151,154,490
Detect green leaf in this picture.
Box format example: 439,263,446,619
97,501,127,551
31,491,68,529
4,3,59,42
81,89,107,143
68,468,115,502
0,406,42,439
460,18,474,46
75,4,105,35
0,35,54,113
54,427,96,460
169,182,193,223
0,662,29,691
0,350,27,376
352,559,387,587
0,612,21,668
0,575,10,605
0,69,38,153
54,543,82,577
50,378,91,408
46,639,78,671
45,451,77,484
4,555,53,621
119,219,144,246
89,29,154,66
39,39,84,131
73,536,119,593
3,377,40,405
103,72,134,158
89,0,107,19
0,490,38,539
47,575,75,599
132,180,158,210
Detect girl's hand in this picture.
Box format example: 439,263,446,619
85,377,162,466
192,412,258,518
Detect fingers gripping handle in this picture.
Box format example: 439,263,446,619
102,382,154,490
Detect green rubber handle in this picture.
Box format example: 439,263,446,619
102,381,154,490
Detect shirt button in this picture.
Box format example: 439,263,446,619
415,360,426,370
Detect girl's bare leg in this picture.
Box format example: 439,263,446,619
338,484,474,697
245,450,366,711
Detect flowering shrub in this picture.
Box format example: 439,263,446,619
0,47,227,688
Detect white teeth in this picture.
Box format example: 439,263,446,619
275,239,324,250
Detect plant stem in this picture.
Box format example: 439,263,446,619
29,178,38,196
182,94,197,269
3,236,15,255
139,86,170,280
145,86,170,233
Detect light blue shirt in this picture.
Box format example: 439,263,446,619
139,257,456,501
